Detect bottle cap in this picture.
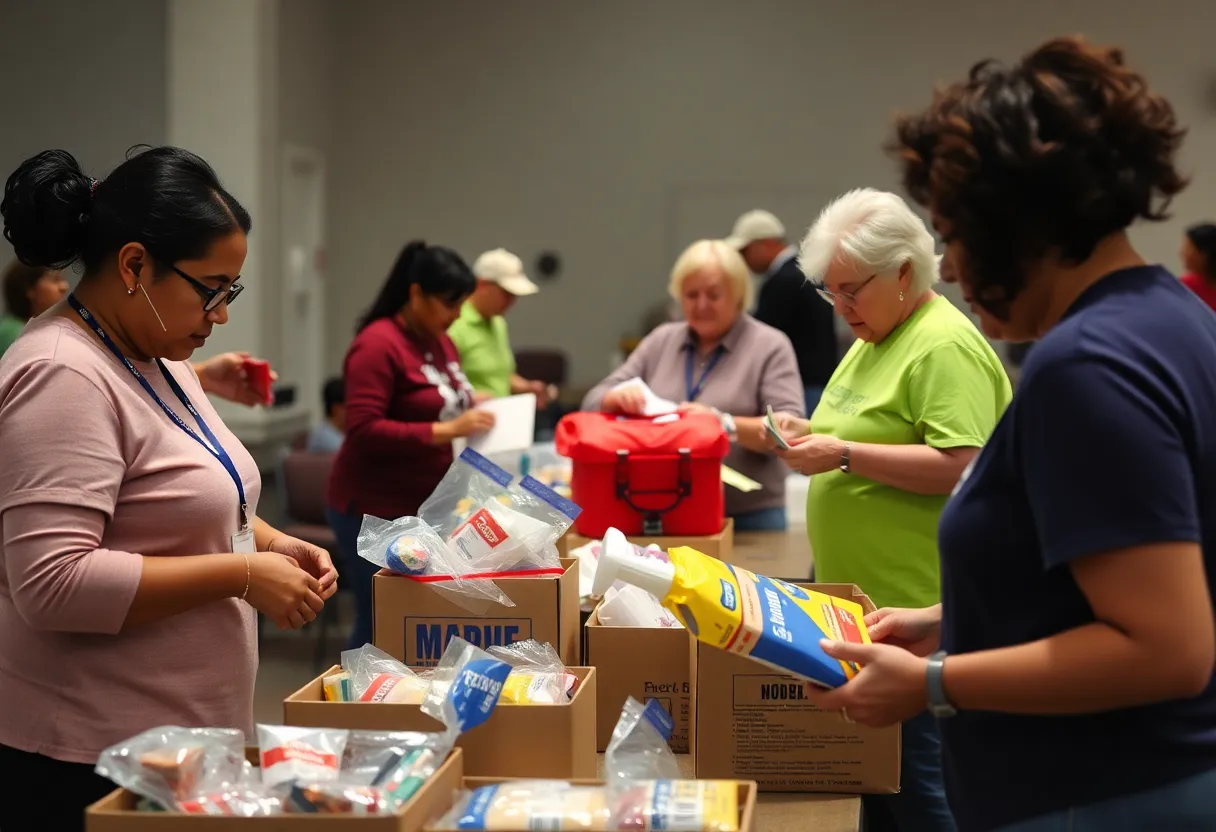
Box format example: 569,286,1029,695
592,527,675,599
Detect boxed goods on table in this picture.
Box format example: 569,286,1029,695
286,640,597,779
427,698,759,831
88,638,518,828
363,449,582,666
555,411,728,539
592,529,901,792
690,584,901,793
583,552,690,753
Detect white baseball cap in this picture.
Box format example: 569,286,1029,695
725,210,786,249
472,248,539,296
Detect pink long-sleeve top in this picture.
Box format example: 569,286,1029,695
0,316,261,764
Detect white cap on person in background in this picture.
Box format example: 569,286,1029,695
725,210,786,249
592,527,676,600
473,248,539,297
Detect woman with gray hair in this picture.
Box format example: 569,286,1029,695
772,188,1010,832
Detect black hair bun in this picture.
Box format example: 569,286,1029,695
1,149,94,269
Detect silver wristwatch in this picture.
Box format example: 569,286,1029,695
927,650,957,718
717,411,738,442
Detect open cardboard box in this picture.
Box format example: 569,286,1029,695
373,559,581,667
285,667,597,779
562,518,734,563
425,776,759,832
690,583,902,793
583,607,691,753
86,747,463,832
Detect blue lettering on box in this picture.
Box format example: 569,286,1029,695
719,579,737,612
407,617,531,666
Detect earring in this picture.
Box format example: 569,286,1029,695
899,291,905,302
128,285,137,296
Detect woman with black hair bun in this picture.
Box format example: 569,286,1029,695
1181,222,1216,312
326,241,494,650
802,37,1216,831
0,147,337,831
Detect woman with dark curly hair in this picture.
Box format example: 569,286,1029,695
804,37,1216,831
1181,222,1216,312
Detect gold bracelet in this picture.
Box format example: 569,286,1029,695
241,552,251,601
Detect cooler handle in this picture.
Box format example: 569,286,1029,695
614,448,693,535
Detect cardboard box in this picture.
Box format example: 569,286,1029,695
690,583,901,793
373,559,580,667
563,518,734,562
284,667,597,779
86,747,463,831
426,777,759,832
583,608,691,753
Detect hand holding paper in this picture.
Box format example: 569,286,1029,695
765,405,793,450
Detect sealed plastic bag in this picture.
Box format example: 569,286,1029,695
341,644,433,704
420,449,581,575
487,639,580,704
356,514,514,612
94,726,249,812
283,782,392,814
257,726,349,789
342,729,454,808
422,636,514,735
604,698,682,784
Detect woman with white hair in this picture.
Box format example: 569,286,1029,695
773,188,1011,832
582,239,803,530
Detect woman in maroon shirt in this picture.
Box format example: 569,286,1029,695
326,241,495,649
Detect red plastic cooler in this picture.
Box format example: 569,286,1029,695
555,411,729,538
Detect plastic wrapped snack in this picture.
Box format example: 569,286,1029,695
356,514,514,612
607,781,740,831
436,780,610,830
95,726,249,812
257,726,349,789
487,639,580,704
341,644,433,704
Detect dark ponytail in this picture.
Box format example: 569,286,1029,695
2,145,251,276
357,241,475,332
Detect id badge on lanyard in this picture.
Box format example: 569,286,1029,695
69,295,254,554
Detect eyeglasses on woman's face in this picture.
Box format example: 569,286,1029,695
171,264,244,312
816,272,878,308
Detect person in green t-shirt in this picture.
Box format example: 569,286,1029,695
449,248,554,406
772,188,1011,832
0,260,69,358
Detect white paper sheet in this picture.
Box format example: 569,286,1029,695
610,377,679,416
466,393,537,455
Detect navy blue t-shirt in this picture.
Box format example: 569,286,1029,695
938,266,1216,832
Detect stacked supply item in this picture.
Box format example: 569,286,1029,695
431,698,745,831
594,527,872,689
95,639,508,817
327,640,580,706
358,449,581,611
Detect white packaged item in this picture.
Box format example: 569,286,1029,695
256,726,348,789
598,585,683,629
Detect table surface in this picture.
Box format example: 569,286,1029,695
596,754,860,832
729,528,814,580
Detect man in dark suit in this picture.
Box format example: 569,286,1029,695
726,209,839,414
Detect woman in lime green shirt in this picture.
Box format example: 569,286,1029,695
0,260,69,358
774,188,1011,832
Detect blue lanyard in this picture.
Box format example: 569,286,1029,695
68,294,249,529
685,344,725,403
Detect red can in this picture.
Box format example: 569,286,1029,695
555,412,728,538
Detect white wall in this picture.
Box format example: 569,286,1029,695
0,0,167,266
326,0,1216,386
